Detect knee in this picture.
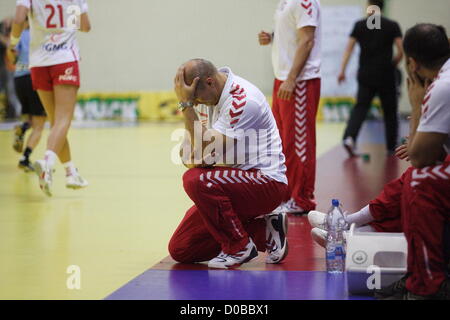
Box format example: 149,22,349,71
182,168,204,194
168,237,193,263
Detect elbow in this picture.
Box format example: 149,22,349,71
409,152,432,169
410,158,426,169
304,39,315,51
408,150,423,168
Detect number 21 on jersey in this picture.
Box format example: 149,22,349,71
45,4,81,30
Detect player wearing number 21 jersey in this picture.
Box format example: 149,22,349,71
11,0,91,196
17,0,88,68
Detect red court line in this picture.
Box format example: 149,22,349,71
152,144,411,272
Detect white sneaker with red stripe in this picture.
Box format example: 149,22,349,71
34,160,53,197
265,211,289,264
66,170,89,190
208,239,258,269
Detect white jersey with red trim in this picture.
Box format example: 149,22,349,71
272,0,321,81
16,0,88,68
194,67,288,184
417,58,450,154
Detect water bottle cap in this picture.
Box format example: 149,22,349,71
332,199,339,207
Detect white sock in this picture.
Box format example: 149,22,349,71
63,161,77,176
345,205,374,227
44,150,58,169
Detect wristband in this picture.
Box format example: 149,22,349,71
9,35,20,48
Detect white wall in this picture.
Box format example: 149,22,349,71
2,0,450,103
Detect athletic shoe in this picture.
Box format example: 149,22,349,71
208,239,258,269
308,210,327,230
285,199,308,215
18,158,34,172
343,137,357,158
34,160,53,197
272,201,288,214
13,124,25,153
66,170,89,190
374,274,408,300
308,210,350,231
265,211,289,264
311,228,349,248
311,227,327,248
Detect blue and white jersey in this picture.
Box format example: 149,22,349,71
14,29,31,78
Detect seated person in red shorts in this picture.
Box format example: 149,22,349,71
169,59,289,269
309,24,450,300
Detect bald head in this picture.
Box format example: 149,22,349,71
183,59,218,86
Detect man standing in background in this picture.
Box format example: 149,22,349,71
258,0,322,215
338,0,403,157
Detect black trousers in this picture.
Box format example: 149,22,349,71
343,82,399,152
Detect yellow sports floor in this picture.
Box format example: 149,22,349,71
0,122,344,299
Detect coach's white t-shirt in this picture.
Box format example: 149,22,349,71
272,0,321,81
417,58,450,154
195,68,288,184
16,0,88,68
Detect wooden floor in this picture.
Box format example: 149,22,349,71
107,143,411,300
0,121,346,299
151,144,410,273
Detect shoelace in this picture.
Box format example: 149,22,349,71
266,233,279,253
266,241,278,253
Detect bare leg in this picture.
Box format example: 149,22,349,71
25,115,46,150
36,89,72,163
36,85,87,192
47,85,78,157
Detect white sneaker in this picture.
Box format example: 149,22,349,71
265,211,289,264
208,239,258,269
34,160,53,197
285,199,306,214
311,227,327,248
66,171,89,189
308,210,327,230
308,210,351,230
271,201,289,214
311,228,349,249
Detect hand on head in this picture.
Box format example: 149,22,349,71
174,65,199,103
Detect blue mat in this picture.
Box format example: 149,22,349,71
106,270,374,300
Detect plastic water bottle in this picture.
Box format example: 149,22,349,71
325,199,347,273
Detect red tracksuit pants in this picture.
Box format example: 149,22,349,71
368,159,450,296
168,167,288,263
272,78,321,211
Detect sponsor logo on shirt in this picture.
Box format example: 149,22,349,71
59,67,78,82
43,41,68,52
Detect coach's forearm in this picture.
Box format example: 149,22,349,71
407,106,422,159
182,107,210,164
286,39,314,82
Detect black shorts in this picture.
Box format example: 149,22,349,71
14,74,46,117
